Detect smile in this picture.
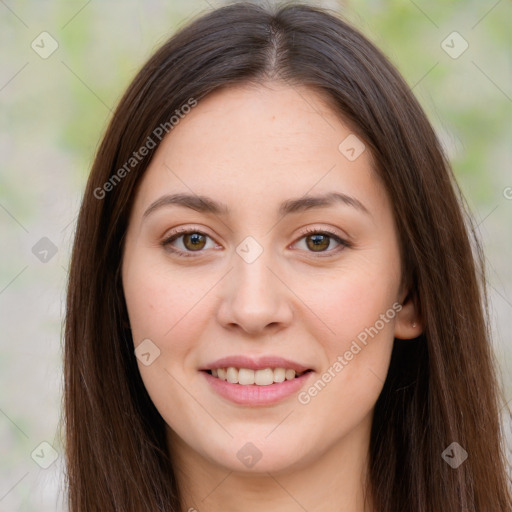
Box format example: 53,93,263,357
206,367,311,385
201,368,314,406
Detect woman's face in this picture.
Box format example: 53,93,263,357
121,82,419,474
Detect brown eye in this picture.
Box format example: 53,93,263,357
305,234,331,252
294,229,349,256
162,229,217,257
182,232,207,251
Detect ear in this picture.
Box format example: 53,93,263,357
394,289,423,340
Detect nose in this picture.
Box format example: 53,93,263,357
216,247,294,336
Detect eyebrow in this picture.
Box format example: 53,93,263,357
142,191,370,219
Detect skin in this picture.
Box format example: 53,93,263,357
121,82,422,512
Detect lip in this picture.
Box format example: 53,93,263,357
200,355,312,373
201,370,314,406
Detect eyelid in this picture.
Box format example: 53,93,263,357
161,225,350,257
161,225,220,257
292,226,350,256
162,225,213,240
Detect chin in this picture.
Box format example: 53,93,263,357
199,432,313,474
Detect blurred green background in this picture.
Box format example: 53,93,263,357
0,0,510,510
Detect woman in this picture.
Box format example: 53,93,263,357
63,2,512,511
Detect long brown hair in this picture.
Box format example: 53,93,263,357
63,2,512,510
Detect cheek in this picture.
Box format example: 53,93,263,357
122,254,214,428
122,253,220,404
123,253,213,343
295,259,398,411
299,253,400,345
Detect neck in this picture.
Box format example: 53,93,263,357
166,412,375,512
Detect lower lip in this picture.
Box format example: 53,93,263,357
201,370,313,406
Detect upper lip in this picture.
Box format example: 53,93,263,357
200,355,312,373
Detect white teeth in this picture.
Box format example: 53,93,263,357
254,368,274,386
273,367,285,383
226,367,238,384
238,368,255,385
285,369,296,381
210,367,304,385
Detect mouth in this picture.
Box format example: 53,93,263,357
200,355,315,405
202,367,314,386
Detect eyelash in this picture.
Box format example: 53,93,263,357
161,226,350,258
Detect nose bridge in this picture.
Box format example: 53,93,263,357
235,248,274,299
217,237,293,334
233,243,280,309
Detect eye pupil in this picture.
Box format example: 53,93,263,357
166,230,344,257
307,234,330,251
184,233,206,250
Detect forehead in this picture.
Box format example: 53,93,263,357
131,82,387,220
163,82,361,165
